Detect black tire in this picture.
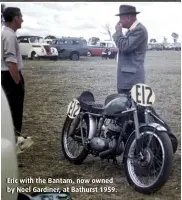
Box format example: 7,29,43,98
61,116,89,165
123,127,173,194
30,51,37,60
50,56,58,61
69,52,80,61
146,107,178,154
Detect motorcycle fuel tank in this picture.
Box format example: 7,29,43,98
104,96,129,117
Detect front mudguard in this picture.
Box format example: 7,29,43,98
122,122,168,163
139,123,177,153
140,122,167,132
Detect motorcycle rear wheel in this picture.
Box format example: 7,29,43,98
123,127,173,194
61,116,89,165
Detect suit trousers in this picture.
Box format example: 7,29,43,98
117,88,130,94
1,71,25,134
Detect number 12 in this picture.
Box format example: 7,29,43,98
136,85,152,105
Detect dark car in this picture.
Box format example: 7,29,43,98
51,37,88,61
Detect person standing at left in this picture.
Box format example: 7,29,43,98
1,4,6,31
1,7,33,153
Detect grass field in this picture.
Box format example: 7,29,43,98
18,51,181,200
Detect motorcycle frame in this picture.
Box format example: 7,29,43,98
76,99,167,156
77,99,142,153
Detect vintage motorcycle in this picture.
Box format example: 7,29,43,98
61,83,174,194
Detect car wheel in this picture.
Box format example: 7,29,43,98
31,51,37,60
50,56,58,61
69,52,80,61
87,51,92,57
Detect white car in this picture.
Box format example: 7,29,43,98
1,88,19,200
17,36,58,60
99,40,117,48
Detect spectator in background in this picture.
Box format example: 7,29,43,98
112,4,148,94
112,4,178,153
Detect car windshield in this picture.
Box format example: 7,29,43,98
100,42,106,47
30,37,44,43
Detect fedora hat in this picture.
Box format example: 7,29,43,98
115,5,140,16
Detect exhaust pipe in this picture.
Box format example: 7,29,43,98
99,138,117,158
88,114,97,139
99,148,114,158
70,114,97,139
69,116,80,137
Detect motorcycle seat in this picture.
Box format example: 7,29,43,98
76,91,104,114
80,101,104,114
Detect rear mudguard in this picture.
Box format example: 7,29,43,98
122,122,167,163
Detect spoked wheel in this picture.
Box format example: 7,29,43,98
61,116,89,164
124,127,173,194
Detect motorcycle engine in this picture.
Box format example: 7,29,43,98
105,121,121,137
89,137,109,152
90,120,124,156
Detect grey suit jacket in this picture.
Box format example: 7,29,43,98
113,23,148,90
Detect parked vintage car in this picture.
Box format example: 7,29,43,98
147,43,164,51
17,36,58,60
174,46,181,51
163,44,174,51
170,43,181,51
87,41,118,56
43,38,54,44
51,37,88,61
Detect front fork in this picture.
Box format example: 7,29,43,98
132,101,147,155
133,110,141,154
132,101,152,157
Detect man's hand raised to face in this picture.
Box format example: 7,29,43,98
115,22,123,32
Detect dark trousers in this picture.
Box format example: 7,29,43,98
1,71,25,134
117,89,130,94
118,89,178,153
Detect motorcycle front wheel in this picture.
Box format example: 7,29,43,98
61,116,89,165
123,126,173,194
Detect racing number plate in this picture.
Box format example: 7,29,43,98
131,83,155,106
67,99,81,119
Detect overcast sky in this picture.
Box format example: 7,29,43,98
3,2,182,42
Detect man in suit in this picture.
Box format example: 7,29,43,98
113,5,148,94
112,5,178,153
